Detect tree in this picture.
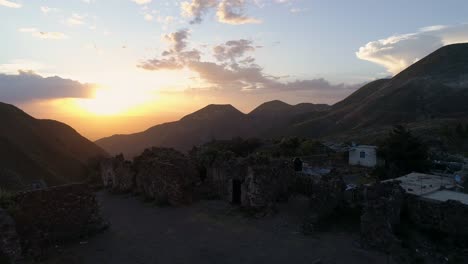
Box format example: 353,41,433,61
378,125,429,179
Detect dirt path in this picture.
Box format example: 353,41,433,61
45,192,391,264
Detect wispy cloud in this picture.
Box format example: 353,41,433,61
40,6,60,14
0,0,21,8
356,24,468,75
67,14,85,26
139,29,359,103
19,28,68,40
181,0,261,25
131,0,152,5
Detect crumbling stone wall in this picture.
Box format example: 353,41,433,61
406,195,468,239
134,148,197,206
10,184,106,259
360,182,404,251
0,208,22,263
100,154,134,193
300,175,346,233
242,161,294,209
206,158,246,202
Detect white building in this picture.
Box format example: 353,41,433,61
349,145,377,167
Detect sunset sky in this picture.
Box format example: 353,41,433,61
1,0,468,139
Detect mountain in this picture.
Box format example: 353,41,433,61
0,102,107,190
291,43,468,137
96,104,254,157
97,43,468,156
96,102,329,156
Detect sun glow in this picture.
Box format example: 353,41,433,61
75,88,152,116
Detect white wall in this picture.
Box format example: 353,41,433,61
349,147,377,167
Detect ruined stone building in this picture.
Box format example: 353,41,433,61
199,156,295,210
100,154,134,193
133,148,197,206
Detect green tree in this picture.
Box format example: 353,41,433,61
378,125,429,179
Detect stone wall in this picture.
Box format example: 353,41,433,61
134,148,197,206
0,208,22,263
360,182,404,252
299,175,346,233
202,157,296,211
4,184,106,260
406,195,468,239
241,161,294,209
100,154,134,193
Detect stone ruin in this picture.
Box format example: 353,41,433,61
134,148,197,206
198,156,295,212
295,174,346,233
360,181,405,252
0,184,106,262
100,154,134,193
101,148,197,206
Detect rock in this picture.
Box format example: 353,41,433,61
0,208,22,263
12,184,107,259
360,181,404,252
133,148,197,206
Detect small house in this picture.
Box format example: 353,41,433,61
349,145,377,167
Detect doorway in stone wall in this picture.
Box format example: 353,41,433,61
232,180,242,204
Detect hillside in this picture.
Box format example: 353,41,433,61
292,43,468,137
96,44,468,156
0,102,108,190
96,102,329,156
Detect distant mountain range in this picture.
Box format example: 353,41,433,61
96,43,468,157
0,102,107,190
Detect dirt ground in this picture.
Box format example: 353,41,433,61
42,192,392,264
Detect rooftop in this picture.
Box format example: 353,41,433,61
384,172,456,196
422,190,468,205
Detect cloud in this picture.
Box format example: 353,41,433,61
164,29,190,53
40,6,59,14
213,39,255,61
0,71,95,103
217,0,261,25
18,28,68,40
356,24,468,75
0,0,21,8
139,30,359,103
67,14,85,26
181,0,218,24
144,14,153,21
180,0,260,25
131,0,151,5
138,29,201,70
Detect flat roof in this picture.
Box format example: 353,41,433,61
423,190,468,205
384,172,455,196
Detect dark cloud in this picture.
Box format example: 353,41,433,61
0,70,94,103
139,30,362,103
213,39,255,61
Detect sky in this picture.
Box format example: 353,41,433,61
1,0,468,139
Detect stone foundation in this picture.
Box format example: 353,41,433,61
0,184,106,261
406,195,468,239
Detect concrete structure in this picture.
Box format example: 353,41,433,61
384,172,456,196
422,190,468,205
349,145,377,167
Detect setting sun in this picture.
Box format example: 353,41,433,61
75,88,152,116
